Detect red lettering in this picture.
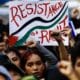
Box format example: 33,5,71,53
55,2,60,10
51,1,63,15
34,3,37,14
26,4,33,15
59,16,68,28
47,6,53,18
49,30,55,41
57,26,59,30
37,4,44,14
51,5,56,14
60,25,62,30
10,1,64,27
39,30,49,43
38,30,65,44
58,2,63,8
18,4,27,18
43,3,50,16
10,7,21,27
56,25,62,31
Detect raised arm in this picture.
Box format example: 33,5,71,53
36,42,58,66
51,30,69,61
26,40,58,66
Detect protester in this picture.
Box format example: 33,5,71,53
21,47,46,79
1,1,80,80
5,62,24,80
49,29,80,80
5,47,21,67
0,20,8,54
20,40,58,80
70,8,80,29
0,54,25,80
57,42,80,80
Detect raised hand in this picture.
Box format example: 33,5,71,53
58,60,73,76
57,55,79,80
26,40,37,48
61,27,72,37
51,29,69,60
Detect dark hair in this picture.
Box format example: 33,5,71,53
5,62,25,76
21,47,46,70
0,54,11,65
74,34,80,43
0,33,3,42
69,42,80,66
0,19,9,42
5,47,21,58
16,46,27,50
0,54,24,76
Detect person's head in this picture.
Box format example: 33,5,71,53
0,42,6,52
0,31,8,52
71,8,79,18
21,48,46,78
0,65,12,80
70,42,80,77
2,32,8,43
5,48,21,67
0,19,8,42
0,54,24,80
6,64,24,80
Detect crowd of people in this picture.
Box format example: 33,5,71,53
0,2,80,80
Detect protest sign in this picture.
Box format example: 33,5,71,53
9,0,69,46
